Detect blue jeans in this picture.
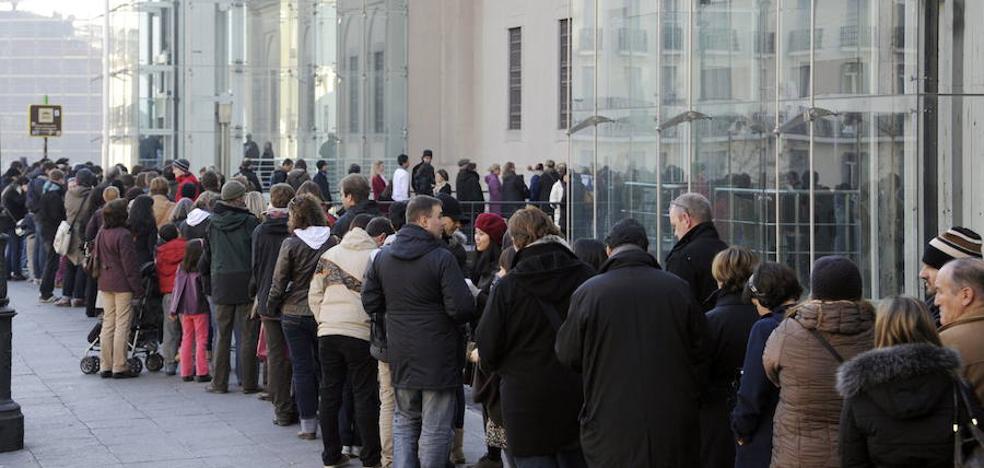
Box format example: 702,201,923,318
281,314,320,420
5,230,22,277
512,448,587,468
393,387,455,468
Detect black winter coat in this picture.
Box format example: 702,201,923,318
36,183,66,243
412,162,435,196
362,224,475,390
556,247,708,467
250,214,290,316
665,222,728,310
237,169,263,194
731,308,785,468
700,292,760,468
270,169,288,187
312,171,333,203
837,343,969,468
500,173,528,218
455,169,484,202
477,238,594,457
199,202,260,305
333,200,380,240
537,169,559,202
0,184,25,232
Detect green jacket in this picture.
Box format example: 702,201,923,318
201,201,259,305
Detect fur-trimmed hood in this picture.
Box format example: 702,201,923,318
837,343,960,401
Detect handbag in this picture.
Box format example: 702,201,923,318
953,380,984,468
82,231,101,279
53,220,72,255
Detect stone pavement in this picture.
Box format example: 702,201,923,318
0,281,488,467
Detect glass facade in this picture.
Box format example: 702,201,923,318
107,0,408,190
568,0,922,297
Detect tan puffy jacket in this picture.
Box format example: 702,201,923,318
763,300,875,467
940,309,984,403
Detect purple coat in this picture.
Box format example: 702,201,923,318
169,266,208,316
96,227,145,296
485,173,502,215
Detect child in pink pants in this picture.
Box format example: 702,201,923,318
167,239,212,382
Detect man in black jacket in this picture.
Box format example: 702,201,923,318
235,159,264,194
250,183,296,424
557,218,709,468
2,176,29,280
411,150,435,196
200,180,261,394
312,159,333,203
665,192,728,311
37,169,66,302
362,195,475,468
537,160,559,215
332,174,379,239
269,158,293,187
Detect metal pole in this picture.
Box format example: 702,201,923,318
774,0,782,262
0,233,23,452
808,0,816,270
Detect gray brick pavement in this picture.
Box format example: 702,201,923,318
0,282,487,467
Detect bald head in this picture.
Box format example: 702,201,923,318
936,258,984,326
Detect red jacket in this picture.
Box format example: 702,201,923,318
175,173,200,202
156,238,187,294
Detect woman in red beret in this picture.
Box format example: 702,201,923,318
472,213,507,308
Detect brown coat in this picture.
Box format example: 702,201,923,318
151,194,175,228
940,309,984,403
96,227,145,297
763,300,875,468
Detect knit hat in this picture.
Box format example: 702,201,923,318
220,180,246,201
811,256,863,301
922,226,983,270
173,159,190,172
475,213,507,246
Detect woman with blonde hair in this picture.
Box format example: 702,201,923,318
837,296,972,467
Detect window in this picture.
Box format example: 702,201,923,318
797,64,811,98
373,51,384,133
348,56,359,133
559,19,571,130
840,61,867,94
701,67,732,100
508,27,522,130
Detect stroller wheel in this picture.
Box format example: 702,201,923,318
80,356,100,375
145,353,164,372
126,357,143,375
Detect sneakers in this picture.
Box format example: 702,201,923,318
54,297,72,307
39,295,57,304
205,385,227,394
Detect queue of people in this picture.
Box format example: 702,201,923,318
4,152,984,468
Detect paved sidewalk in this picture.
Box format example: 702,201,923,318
0,281,487,467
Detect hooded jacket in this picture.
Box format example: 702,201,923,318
362,224,476,390
763,300,876,467
476,237,594,457
200,202,259,305
940,309,984,404
837,343,965,468
179,208,210,241
155,238,186,294
266,226,334,317
64,185,95,265
556,246,706,466
250,212,290,317
665,222,728,310
310,227,377,340
455,168,484,203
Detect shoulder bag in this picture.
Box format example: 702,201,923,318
954,379,984,468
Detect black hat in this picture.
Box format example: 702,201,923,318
604,218,649,251
75,168,97,188
437,193,468,224
810,256,862,301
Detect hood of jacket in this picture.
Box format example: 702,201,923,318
259,212,289,236
510,236,591,302
294,226,332,249
156,238,187,265
837,343,961,418
210,202,254,232
43,180,63,193
340,227,379,251
389,224,444,261
598,246,661,274
791,299,875,336
186,208,211,227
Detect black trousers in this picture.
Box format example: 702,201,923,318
39,240,59,299
318,335,380,466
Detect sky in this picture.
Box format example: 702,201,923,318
3,0,105,20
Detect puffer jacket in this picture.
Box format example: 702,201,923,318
64,185,94,265
266,226,334,317
763,300,875,467
837,343,965,468
310,227,377,340
155,238,186,294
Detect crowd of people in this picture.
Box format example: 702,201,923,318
2,151,984,468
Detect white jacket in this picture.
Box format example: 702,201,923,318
549,179,565,224
309,227,378,340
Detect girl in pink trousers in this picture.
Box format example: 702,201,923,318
168,239,212,382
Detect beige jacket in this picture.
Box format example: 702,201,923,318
309,227,377,341
152,194,175,228
940,309,984,403
763,300,875,468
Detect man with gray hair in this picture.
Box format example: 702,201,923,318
665,192,728,310
937,257,984,402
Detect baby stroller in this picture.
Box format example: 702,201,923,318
80,262,165,375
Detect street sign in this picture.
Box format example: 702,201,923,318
29,105,62,137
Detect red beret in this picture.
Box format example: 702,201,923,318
474,213,507,246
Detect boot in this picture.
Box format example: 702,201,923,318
450,428,465,464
